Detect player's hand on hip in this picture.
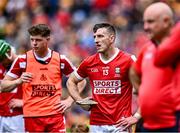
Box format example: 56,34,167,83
9,98,23,109
20,72,33,83
54,98,74,113
115,116,138,130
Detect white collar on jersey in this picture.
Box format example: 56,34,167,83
99,48,119,64
33,48,51,62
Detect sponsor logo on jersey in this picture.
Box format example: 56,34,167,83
40,74,47,81
40,67,48,70
93,80,121,94
31,84,57,97
91,68,99,72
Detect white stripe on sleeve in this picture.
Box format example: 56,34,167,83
131,55,137,62
6,71,18,78
74,71,84,80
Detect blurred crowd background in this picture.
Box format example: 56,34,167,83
0,0,180,132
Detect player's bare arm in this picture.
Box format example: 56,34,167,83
1,72,33,92
1,75,21,92
67,74,97,111
77,79,87,93
129,66,141,94
67,73,83,101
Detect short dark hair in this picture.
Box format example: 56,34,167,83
28,24,51,37
93,23,116,35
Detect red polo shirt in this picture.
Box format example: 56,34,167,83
133,42,176,129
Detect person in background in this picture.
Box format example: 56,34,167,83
1,24,86,132
0,40,25,132
129,2,177,132
67,23,138,132
70,124,89,133
154,22,180,131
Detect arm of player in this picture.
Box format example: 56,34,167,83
55,79,87,113
1,75,22,92
77,79,87,93
129,66,141,94
67,74,95,111
1,72,33,92
67,73,83,101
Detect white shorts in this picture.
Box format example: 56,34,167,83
0,115,25,132
90,125,132,133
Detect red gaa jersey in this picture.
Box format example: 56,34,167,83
75,49,134,125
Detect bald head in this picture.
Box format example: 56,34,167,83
143,2,174,43
144,2,173,23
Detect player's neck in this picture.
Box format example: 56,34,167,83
153,29,171,46
100,47,117,61
34,49,49,58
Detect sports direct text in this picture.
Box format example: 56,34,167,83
93,80,121,94
31,84,57,97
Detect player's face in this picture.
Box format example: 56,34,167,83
143,12,166,41
93,28,113,53
30,35,49,55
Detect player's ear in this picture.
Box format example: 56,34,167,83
110,34,115,43
163,15,173,28
46,36,50,41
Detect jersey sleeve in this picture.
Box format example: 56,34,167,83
125,54,137,73
154,22,180,67
60,55,76,76
6,55,26,78
74,59,88,80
